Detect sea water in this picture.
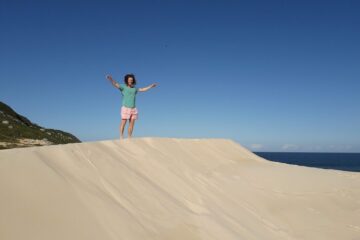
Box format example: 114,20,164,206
254,152,360,172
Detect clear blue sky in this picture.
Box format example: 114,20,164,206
1,0,359,152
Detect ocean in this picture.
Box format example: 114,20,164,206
254,152,360,172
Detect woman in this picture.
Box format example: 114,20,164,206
106,73,157,139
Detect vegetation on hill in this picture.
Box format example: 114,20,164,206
0,101,81,150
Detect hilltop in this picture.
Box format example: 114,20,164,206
1,138,359,239
0,101,80,149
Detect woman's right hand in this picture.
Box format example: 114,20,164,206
106,74,113,81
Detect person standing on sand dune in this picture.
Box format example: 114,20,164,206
106,73,157,139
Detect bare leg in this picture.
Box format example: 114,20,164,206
120,119,127,139
128,118,136,138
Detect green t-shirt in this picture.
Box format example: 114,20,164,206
118,84,139,108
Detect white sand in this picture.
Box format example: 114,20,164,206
0,138,359,240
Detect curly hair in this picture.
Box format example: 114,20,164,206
124,74,137,86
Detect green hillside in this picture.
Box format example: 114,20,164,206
0,101,81,149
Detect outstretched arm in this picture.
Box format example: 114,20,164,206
106,74,121,89
138,83,158,92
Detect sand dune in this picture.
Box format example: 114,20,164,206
1,138,359,240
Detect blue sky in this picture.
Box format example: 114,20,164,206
1,0,359,152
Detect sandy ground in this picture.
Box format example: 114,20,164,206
0,137,359,240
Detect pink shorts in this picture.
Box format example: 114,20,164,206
121,106,138,120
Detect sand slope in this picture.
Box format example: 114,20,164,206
1,138,359,240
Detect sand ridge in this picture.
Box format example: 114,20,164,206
1,137,359,239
